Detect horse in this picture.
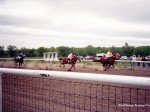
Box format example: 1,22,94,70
14,55,26,67
98,53,118,71
59,55,80,71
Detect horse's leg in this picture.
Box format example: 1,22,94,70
103,64,107,71
20,62,23,67
19,62,21,67
104,63,110,71
109,64,114,69
71,64,75,69
68,64,74,71
14,62,17,66
106,64,110,70
112,64,114,68
59,63,62,67
68,66,72,71
111,64,114,69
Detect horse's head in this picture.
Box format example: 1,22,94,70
113,52,120,60
23,54,26,58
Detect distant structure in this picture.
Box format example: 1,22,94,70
95,53,105,60
43,52,58,61
96,53,105,57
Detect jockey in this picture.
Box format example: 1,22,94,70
17,52,23,60
106,50,113,58
67,52,76,63
105,50,113,62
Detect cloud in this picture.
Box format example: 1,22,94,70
0,0,150,49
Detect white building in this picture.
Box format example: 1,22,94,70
43,52,58,61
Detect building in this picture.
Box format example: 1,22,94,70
43,52,58,61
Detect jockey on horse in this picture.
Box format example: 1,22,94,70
14,52,26,67
59,51,79,71
16,52,24,60
67,52,76,63
99,50,117,71
105,50,113,63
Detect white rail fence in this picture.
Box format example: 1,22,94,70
0,68,150,86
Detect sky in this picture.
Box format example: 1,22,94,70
0,0,150,49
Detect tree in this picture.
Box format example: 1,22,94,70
85,45,96,56
0,46,4,57
50,46,56,52
110,46,115,53
37,47,49,57
57,46,70,57
7,45,17,57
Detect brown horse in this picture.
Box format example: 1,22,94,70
59,55,80,71
97,53,119,71
99,56,116,71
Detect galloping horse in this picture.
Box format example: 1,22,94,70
14,55,26,67
99,53,118,71
59,55,80,71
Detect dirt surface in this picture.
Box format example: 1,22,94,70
0,61,150,77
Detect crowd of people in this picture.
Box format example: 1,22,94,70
131,54,149,70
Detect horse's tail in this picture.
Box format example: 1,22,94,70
59,57,63,61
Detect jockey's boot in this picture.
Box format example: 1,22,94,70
68,59,71,64
68,59,70,64
70,59,72,63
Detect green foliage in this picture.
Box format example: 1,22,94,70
0,43,150,58
37,47,50,57
0,46,5,57
56,46,70,57
7,45,18,57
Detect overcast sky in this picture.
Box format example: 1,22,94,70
0,0,150,49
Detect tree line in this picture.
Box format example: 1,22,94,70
0,43,150,58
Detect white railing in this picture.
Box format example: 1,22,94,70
0,68,150,86
115,60,150,63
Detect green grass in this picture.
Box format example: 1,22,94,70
115,61,131,68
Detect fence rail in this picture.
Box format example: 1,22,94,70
0,68,150,86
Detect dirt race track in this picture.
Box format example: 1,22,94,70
1,60,150,112
0,60,150,77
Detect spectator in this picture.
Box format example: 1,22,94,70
141,56,147,67
136,55,141,67
131,55,136,70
